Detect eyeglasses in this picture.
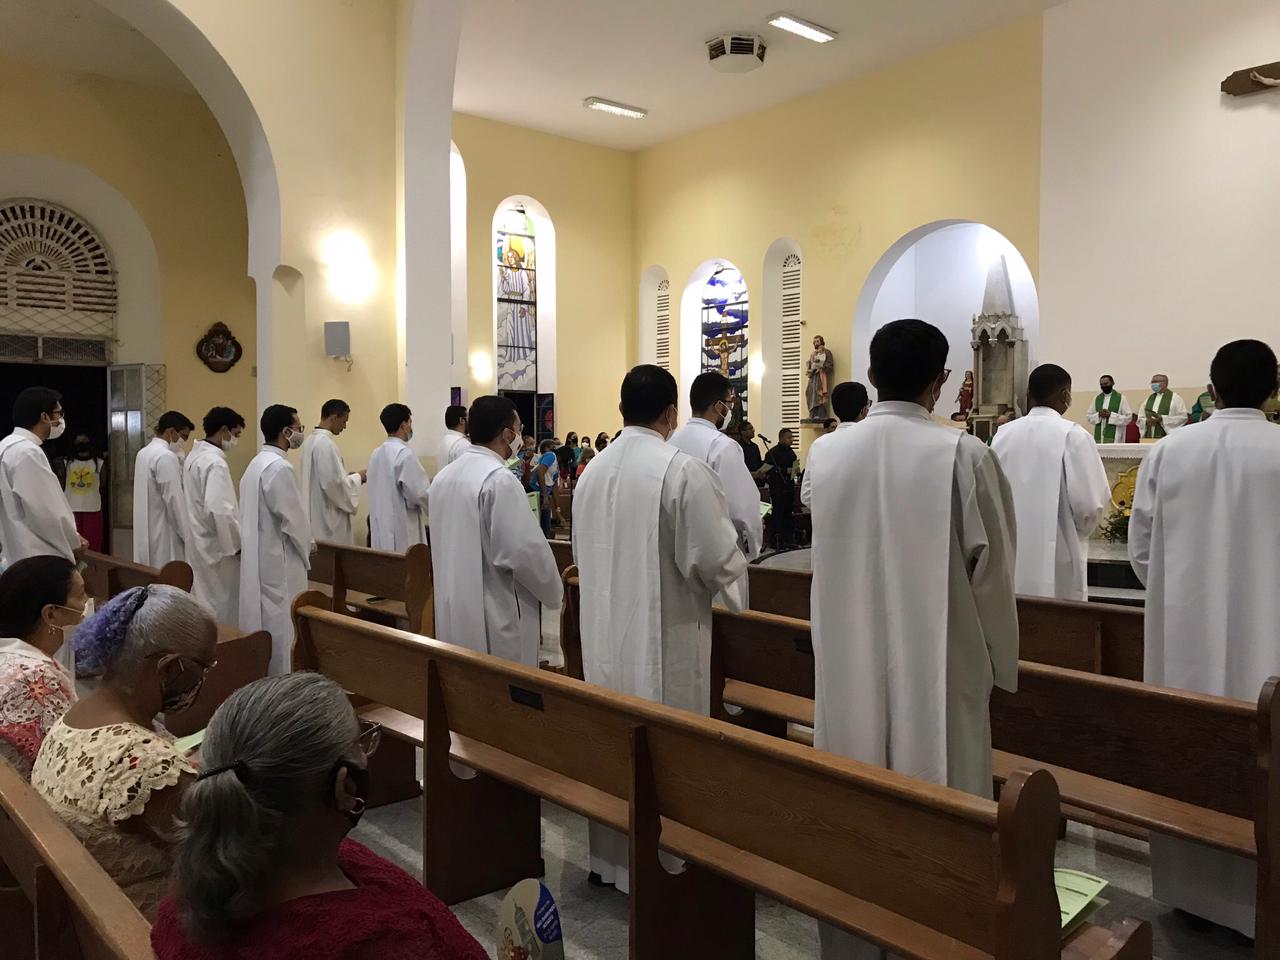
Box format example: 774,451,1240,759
357,719,381,758
943,368,953,383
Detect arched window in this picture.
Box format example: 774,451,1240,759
656,279,671,371
700,263,749,419
0,199,116,364
638,265,671,371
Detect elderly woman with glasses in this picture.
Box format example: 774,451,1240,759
151,672,486,959
31,584,217,917
0,555,89,778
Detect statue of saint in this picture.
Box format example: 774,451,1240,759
805,335,834,421
952,370,975,422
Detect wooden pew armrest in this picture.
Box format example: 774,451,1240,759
992,750,1254,858
723,679,816,727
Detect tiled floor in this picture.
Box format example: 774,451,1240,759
354,798,1252,959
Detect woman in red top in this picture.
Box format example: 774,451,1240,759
151,673,487,960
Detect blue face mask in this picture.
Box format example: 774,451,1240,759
1151,382,1162,393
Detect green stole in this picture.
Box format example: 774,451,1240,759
1093,391,1122,442
1144,390,1173,439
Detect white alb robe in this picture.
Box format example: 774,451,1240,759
182,441,241,625
807,401,1019,960
1129,408,1280,937
1086,391,1134,444
669,416,763,607
799,421,856,508
991,408,1110,600
0,428,80,568
132,437,188,566
436,429,469,470
1136,390,1188,437
429,445,562,665
367,438,431,552
572,425,747,892
239,446,311,675
299,429,360,545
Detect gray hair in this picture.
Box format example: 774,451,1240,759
76,585,217,677
170,673,358,942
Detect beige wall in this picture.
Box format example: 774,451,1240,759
633,17,1043,436
452,113,634,438
0,56,257,477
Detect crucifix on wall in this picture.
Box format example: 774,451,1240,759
707,332,745,377
1220,61,1280,95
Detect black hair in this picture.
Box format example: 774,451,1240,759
158,411,195,434
620,364,678,424
320,399,350,419
203,406,246,437
1211,339,1280,409
869,319,950,401
260,404,298,443
1099,374,1115,382
689,371,732,413
467,395,518,445
1028,364,1072,406
822,418,838,430
778,427,794,439
379,403,412,435
444,405,467,430
831,382,869,421
12,386,62,429
0,555,77,638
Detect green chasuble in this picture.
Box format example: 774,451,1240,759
1191,391,1215,423
1144,389,1174,439
1094,391,1122,442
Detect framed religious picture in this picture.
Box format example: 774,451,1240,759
196,322,244,373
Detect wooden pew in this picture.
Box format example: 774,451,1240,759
559,566,584,682
547,537,573,578
310,541,433,634
80,550,192,600
704,606,1279,959
163,623,272,738
291,595,1149,960
0,760,153,960
745,564,1146,681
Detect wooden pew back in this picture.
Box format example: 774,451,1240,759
0,760,152,960
80,550,192,600
291,601,1089,960
548,538,573,578
311,541,433,634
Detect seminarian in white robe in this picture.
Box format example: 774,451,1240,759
133,437,189,566
991,407,1110,600
669,415,762,607
239,446,311,675
429,444,562,665
437,428,469,470
183,440,241,625
573,425,747,892
300,428,360,544
807,400,1019,959
0,428,80,568
368,438,431,552
799,421,856,508
1130,399,1280,937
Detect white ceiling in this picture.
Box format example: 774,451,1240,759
0,0,192,93
454,0,1065,151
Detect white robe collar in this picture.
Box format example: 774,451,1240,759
12,427,42,446
866,400,934,422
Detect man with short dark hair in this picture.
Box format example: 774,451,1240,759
801,382,870,508
300,399,365,545
573,364,746,892
239,404,311,674
669,371,762,606
1087,374,1132,444
368,402,431,551
0,386,82,568
429,395,561,666
992,364,1109,600
764,427,798,547
437,404,469,469
183,406,245,622
806,318,1018,959
133,410,195,566
1130,339,1280,939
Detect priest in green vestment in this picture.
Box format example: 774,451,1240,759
1191,385,1216,423
1137,374,1188,439
1086,374,1133,443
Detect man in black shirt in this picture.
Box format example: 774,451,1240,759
765,428,798,548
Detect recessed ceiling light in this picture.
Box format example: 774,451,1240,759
767,13,837,43
583,97,648,120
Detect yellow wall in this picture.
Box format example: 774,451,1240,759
0,56,257,477
633,17,1044,427
452,113,634,438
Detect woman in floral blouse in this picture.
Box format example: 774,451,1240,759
0,555,86,777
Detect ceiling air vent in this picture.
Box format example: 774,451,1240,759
706,33,767,73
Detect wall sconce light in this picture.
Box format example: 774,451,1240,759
749,353,766,385
321,229,377,305
469,350,493,383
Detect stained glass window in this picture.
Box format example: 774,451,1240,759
700,264,749,418
495,206,537,392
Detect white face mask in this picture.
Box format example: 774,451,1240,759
47,418,66,440
508,429,523,458
221,435,239,451
716,400,734,432
286,427,304,450
168,439,185,455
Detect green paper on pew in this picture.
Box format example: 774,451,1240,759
759,501,773,517
174,729,206,755
1056,868,1108,935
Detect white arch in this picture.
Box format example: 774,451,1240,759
491,195,557,396
679,258,749,423
0,152,160,365
762,237,802,441
637,264,670,368
851,220,1040,408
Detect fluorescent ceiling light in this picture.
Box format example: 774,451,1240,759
583,97,647,119
767,13,837,43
